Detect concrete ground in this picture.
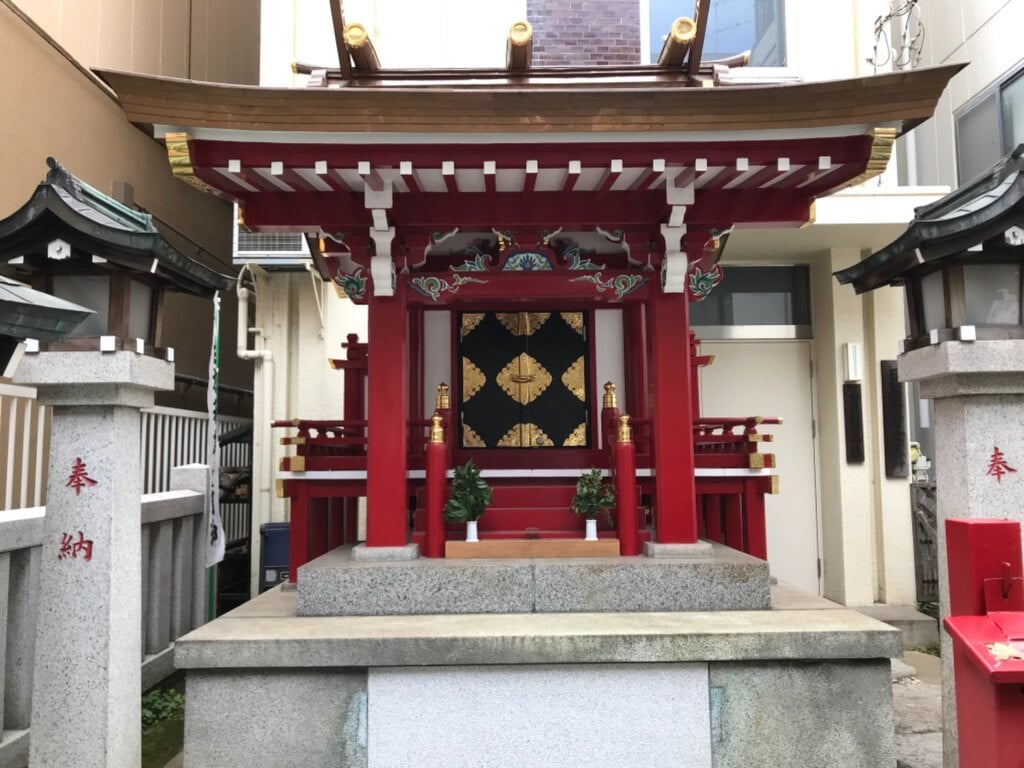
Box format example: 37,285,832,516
894,650,943,768
162,650,943,768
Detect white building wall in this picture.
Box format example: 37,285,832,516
911,0,1024,188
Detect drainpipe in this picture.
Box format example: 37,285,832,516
236,264,274,594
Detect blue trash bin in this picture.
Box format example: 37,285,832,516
259,522,290,592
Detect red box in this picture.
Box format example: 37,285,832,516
944,519,1024,768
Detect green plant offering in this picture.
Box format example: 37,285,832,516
571,468,616,524
444,459,492,522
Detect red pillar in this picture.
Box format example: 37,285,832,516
744,478,768,559
647,290,698,543
287,481,309,583
366,290,409,547
614,418,639,557
704,495,723,543
424,416,447,558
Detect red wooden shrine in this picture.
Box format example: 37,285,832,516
94,38,959,577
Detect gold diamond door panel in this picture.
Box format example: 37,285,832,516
459,312,590,448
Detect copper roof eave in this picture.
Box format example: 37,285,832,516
835,147,1024,293
94,63,965,137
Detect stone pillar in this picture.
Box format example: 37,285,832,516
898,340,1024,768
15,351,173,768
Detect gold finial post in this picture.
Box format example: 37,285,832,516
506,21,533,70
618,413,633,443
430,413,445,444
435,382,450,410
603,381,617,409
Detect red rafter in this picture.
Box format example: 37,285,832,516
561,162,581,193
772,164,822,190
274,166,319,192
442,164,458,194
524,161,538,193
739,164,786,190
239,187,816,232
233,164,281,192
594,160,623,197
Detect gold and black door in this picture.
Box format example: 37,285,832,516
459,312,590,448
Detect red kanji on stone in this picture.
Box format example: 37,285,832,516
57,531,93,561
66,458,97,495
986,446,1017,483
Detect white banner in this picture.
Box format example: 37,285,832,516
206,291,225,567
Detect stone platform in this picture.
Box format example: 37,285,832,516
296,541,771,616
176,583,902,768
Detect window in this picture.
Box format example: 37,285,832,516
647,0,786,66
955,68,1024,184
690,265,810,338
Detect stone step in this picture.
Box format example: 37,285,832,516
295,541,771,616
854,605,939,647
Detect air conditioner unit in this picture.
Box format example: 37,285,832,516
232,206,310,267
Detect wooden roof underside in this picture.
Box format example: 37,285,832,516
97,63,964,137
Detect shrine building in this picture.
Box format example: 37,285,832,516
94,5,960,601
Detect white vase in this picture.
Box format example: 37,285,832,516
584,518,598,541
466,520,479,542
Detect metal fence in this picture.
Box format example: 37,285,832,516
0,388,251,545
140,407,251,544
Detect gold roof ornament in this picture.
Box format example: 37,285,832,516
618,413,633,443
603,381,618,409
430,413,445,444
435,382,451,410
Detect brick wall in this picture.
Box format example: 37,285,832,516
527,0,641,67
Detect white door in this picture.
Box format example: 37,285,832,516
698,340,820,593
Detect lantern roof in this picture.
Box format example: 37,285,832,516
835,145,1024,293
0,158,234,295
0,274,93,342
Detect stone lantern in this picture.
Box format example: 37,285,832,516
835,144,1024,768
0,158,232,768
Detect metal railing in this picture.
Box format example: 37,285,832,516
0,389,251,547
0,467,208,764
0,382,50,512
140,407,251,544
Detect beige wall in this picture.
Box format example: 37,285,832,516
11,0,259,83
722,227,920,606
0,1,253,409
